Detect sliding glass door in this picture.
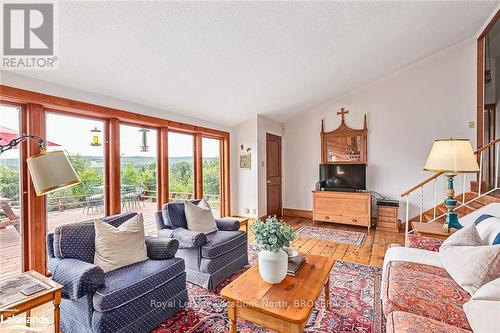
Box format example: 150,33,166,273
0,104,23,278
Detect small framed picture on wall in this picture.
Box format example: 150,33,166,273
240,152,251,169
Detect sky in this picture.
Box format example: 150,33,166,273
1,105,220,160
0,105,22,159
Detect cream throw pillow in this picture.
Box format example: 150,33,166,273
184,199,218,234
439,224,500,295
94,213,148,273
463,278,500,333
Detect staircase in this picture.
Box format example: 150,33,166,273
408,190,500,225
401,138,500,245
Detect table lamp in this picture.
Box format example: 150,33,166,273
424,138,479,232
0,135,80,195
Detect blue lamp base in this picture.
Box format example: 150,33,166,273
445,211,462,230
443,174,463,233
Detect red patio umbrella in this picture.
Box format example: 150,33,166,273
0,125,61,148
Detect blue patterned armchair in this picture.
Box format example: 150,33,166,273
46,213,188,333
155,201,248,289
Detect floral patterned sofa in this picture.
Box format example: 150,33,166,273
382,235,473,333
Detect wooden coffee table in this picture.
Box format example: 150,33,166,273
221,254,335,333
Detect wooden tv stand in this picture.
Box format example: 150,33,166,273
312,191,372,231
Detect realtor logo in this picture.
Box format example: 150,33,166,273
4,3,53,55
2,2,58,69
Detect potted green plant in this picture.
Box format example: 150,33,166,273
251,216,295,284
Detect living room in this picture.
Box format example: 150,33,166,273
1,2,499,333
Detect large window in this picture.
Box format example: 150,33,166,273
46,113,106,232
1,85,230,276
202,137,221,217
0,104,23,279
120,124,158,235
168,132,194,202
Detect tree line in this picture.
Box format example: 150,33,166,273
0,154,220,209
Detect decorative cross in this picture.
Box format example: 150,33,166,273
337,108,349,123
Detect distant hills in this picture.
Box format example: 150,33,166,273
0,156,217,171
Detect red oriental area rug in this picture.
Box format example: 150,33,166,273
152,245,383,333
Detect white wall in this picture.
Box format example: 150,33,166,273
283,38,477,217
257,115,284,217
231,117,258,217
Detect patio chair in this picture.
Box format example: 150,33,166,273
132,185,145,208
83,184,104,215
121,185,144,211
0,197,20,232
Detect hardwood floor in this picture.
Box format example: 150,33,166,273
257,216,405,267
1,217,403,332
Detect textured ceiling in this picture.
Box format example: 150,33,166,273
9,1,497,126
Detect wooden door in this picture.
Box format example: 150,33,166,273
266,133,282,216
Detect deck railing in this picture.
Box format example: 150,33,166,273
0,190,220,222
401,138,500,246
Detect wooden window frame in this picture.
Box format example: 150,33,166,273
201,135,224,216
0,84,231,275
167,130,198,201
45,109,111,215
118,122,161,211
0,101,30,273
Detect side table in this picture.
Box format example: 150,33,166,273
411,221,456,240
222,216,249,232
0,270,63,333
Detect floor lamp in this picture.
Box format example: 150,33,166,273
0,135,80,195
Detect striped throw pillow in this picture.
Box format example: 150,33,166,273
474,214,500,245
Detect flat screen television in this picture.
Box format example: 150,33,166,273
319,163,366,191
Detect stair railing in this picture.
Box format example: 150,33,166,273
401,138,500,246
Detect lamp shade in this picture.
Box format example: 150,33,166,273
423,139,479,173
27,151,80,196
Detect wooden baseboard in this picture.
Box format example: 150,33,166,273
282,208,313,219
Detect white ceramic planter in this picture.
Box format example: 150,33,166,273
258,249,288,284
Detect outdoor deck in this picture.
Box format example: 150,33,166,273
1,201,160,279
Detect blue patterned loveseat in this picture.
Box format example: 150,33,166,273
155,201,248,289
46,212,188,333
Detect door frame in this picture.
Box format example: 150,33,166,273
477,9,500,150
266,132,282,217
